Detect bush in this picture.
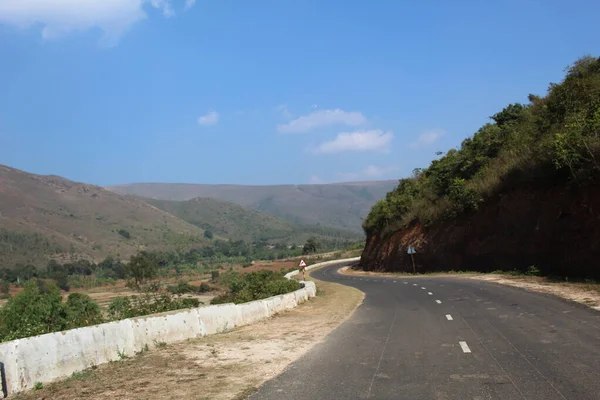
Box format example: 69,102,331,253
198,282,211,293
211,270,220,281
107,296,133,320
211,270,301,305
167,281,196,295
107,290,200,321
0,279,66,342
64,293,104,328
117,229,131,239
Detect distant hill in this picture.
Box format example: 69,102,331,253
145,197,364,244
108,180,398,231
0,165,207,267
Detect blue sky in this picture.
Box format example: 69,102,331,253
1,0,599,186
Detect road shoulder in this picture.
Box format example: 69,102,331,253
339,266,600,310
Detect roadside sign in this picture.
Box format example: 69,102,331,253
407,246,416,273
298,259,307,268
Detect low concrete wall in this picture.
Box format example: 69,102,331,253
0,257,358,397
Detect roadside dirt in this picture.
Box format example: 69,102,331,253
14,270,365,400
468,274,600,310
339,267,600,310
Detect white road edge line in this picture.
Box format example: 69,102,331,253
459,341,472,353
446,314,453,321
428,292,433,295
436,300,442,304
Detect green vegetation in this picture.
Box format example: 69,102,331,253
0,229,64,267
0,280,104,342
211,270,302,304
106,288,200,321
364,56,600,237
145,197,365,245
125,251,158,290
117,229,131,239
302,237,318,254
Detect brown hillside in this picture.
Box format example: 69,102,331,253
0,165,207,267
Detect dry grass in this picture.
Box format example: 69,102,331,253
12,267,365,400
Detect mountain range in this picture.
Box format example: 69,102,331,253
0,164,395,267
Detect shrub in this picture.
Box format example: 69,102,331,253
107,296,133,320
198,282,211,293
211,270,220,281
64,293,104,328
107,291,200,321
0,279,67,342
117,229,131,239
167,281,196,295
211,270,301,305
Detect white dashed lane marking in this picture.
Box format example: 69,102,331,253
446,314,453,321
436,300,442,304
413,284,418,286
403,282,408,284
421,287,426,290
459,341,472,353
428,292,433,295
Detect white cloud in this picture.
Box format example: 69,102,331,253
197,111,219,126
0,0,194,45
277,108,366,133
184,0,196,10
276,104,293,120
337,165,399,181
151,0,174,17
312,130,394,154
409,129,446,149
308,175,324,184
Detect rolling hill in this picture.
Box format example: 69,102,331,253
108,180,398,231
0,165,208,267
0,164,365,269
144,197,364,244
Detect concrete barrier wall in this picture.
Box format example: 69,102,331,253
0,257,357,397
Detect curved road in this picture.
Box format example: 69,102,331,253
250,264,600,400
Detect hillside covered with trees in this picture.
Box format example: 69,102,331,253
361,56,600,279
145,197,363,244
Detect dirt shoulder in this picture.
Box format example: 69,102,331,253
14,270,365,400
339,266,600,310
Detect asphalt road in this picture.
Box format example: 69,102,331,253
249,265,600,400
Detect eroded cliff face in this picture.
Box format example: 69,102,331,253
360,181,600,279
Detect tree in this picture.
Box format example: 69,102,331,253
302,237,318,255
125,251,158,290
0,279,66,342
64,293,104,328
204,230,214,239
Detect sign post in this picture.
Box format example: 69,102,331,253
407,246,416,274
298,258,307,280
